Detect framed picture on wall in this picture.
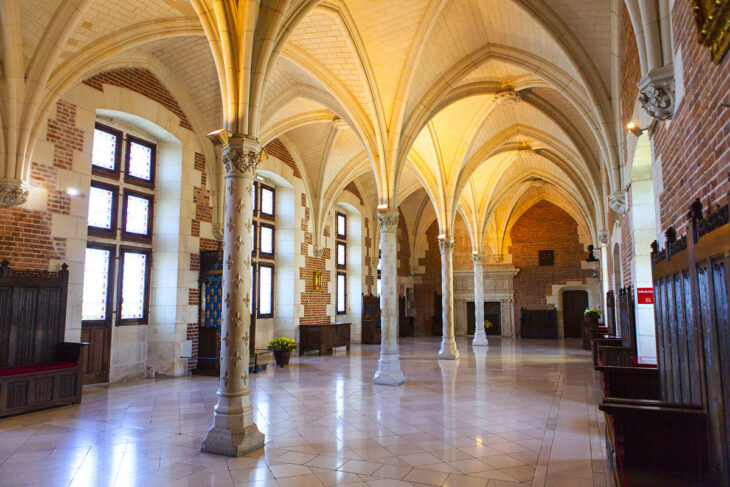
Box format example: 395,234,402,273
313,271,323,290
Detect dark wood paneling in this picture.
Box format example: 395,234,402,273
520,309,557,338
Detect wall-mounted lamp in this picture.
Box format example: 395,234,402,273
66,188,80,197
206,128,230,147
626,120,657,137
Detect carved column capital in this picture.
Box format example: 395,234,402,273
222,136,262,176
609,191,628,215
598,230,609,246
472,253,486,265
213,223,224,241
377,208,400,233
638,65,675,121
438,238,455,254
493,254,504,263
313,247,325,258
0,179,29,207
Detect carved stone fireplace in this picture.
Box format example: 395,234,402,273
454,265,519,337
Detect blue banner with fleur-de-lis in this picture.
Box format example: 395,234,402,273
204,262,223,330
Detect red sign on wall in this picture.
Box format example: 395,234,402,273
637,288,654,305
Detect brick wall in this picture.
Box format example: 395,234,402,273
0,101,82,270
264,138,302,178
364,217,374,294
650,1,730,234
83,68,193,130
413,220,442,334
510,201,593,328
397,214,411,277
299,193,332,324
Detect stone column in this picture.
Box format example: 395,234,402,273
472,253,488,347
373,208,405,385
438,237,459,360
201,136,265,456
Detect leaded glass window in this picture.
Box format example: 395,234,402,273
336,212,346,238
88,185,115,229
93,128,118,171
337,272,346,314
128,140,153,180
260,185,274,217
337,242,346,267
82,247,112,321
258,264,273,317
120,250,148,321
125,194,150,235
260,224,274,255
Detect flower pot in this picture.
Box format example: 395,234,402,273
273,350,291,367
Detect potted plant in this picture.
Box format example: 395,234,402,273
484,319,494,334
584,307,601,324
268,336,297,367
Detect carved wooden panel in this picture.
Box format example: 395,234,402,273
6,382,28,408
59,374,77,398
0,287,12,367
35,377,54,403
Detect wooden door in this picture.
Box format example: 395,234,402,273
81,326,110,384
563,290,588,338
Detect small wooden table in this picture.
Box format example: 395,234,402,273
299,322,351,355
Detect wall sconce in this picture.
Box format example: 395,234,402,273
627,120,657,137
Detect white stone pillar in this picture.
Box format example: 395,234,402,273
373,208,405,385
472,253,488,347
438,237,459,360
201,136,265,456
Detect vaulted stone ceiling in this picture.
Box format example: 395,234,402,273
1,0,618,249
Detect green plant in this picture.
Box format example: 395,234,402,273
584,307,601,319
484,320,494,329
267,336,297,352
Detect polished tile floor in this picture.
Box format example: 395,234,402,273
0,337,607,487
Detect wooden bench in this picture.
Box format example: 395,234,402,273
599,398,715,486
596,365,660,400
299,322,351,355
0,261,86,417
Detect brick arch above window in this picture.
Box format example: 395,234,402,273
83,68,193,131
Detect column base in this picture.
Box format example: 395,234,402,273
472,334,489,347
373,354,405,386
200,423,265,457
438,337,459,360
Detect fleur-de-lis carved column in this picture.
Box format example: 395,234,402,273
201,135,264,457
438,237,459,360
472,253,488,347
373,208,405,385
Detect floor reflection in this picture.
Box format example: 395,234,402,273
0,337,606,487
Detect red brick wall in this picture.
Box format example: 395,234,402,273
344,181,364,205
299,193,332,324
510,201,593,329
413,220,442,335
83,68,193,130
650,1,730,234
187,152,216,371
397,214,410,277
264,138,302,178
0,101,82,270
364,217,374,294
